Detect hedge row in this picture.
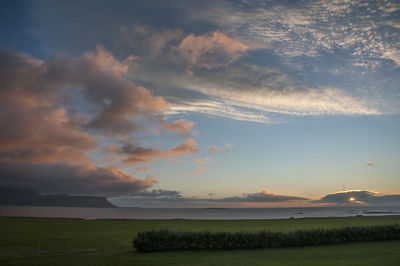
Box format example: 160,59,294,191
133,224,400,252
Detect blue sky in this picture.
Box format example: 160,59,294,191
0,0,399,207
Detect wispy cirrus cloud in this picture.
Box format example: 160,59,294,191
121,26,386,122
166,63,384,118
208,0,400,67
167,100,271,123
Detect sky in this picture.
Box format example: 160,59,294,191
0,0,399,208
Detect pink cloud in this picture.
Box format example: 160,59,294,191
160,119,196,137
85,45,137,74
135,166,150,172
208,145,218,153
108,139,200,165
194,157,211,164
0,49,96,163
220,143,233,154
165,139,199,157
177,31,250,69
207,143,233,154
191,166,206,175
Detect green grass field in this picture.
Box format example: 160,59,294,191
1,216,400,265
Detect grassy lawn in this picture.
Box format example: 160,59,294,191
1,216,400,265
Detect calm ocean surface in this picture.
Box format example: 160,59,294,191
1,205,400,220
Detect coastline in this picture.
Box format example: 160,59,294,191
1,205,400,220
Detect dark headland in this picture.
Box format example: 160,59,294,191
0,186,116,208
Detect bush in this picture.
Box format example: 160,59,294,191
133,224,400,252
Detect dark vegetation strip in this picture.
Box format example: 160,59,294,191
133,224,400,252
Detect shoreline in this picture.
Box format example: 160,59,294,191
2,205,400,220
1,214,400,221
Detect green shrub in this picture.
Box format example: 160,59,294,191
133,224,400,252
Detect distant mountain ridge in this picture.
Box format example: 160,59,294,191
0,186,116,208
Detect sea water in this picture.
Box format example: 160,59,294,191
1,205,399,220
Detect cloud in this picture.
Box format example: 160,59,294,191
86,45,136,74
0,48,96,163
119,24,390,122
110,189,309,207
208,145,218,154
109,139,199,165
160,119,196,137
0,47,200,195
208,144,233,154
365,161,374,166
134,189,181,198
121,25,251,69
207,0,400,68
176,31,250,69
167,100,271,123
135,166,150,172
28,1,399,124
115,143,163,165
123,26,367,122
32,0,399,69
215,190,309,203
126,30,384,122
167,139,199,156
78,47,169,135
119,25,252,74
0,47,169,138
191,166,206,174
173,64,383,117
220,143,233,154
194,157,210,164
313,190,400,206
0,161,157,196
